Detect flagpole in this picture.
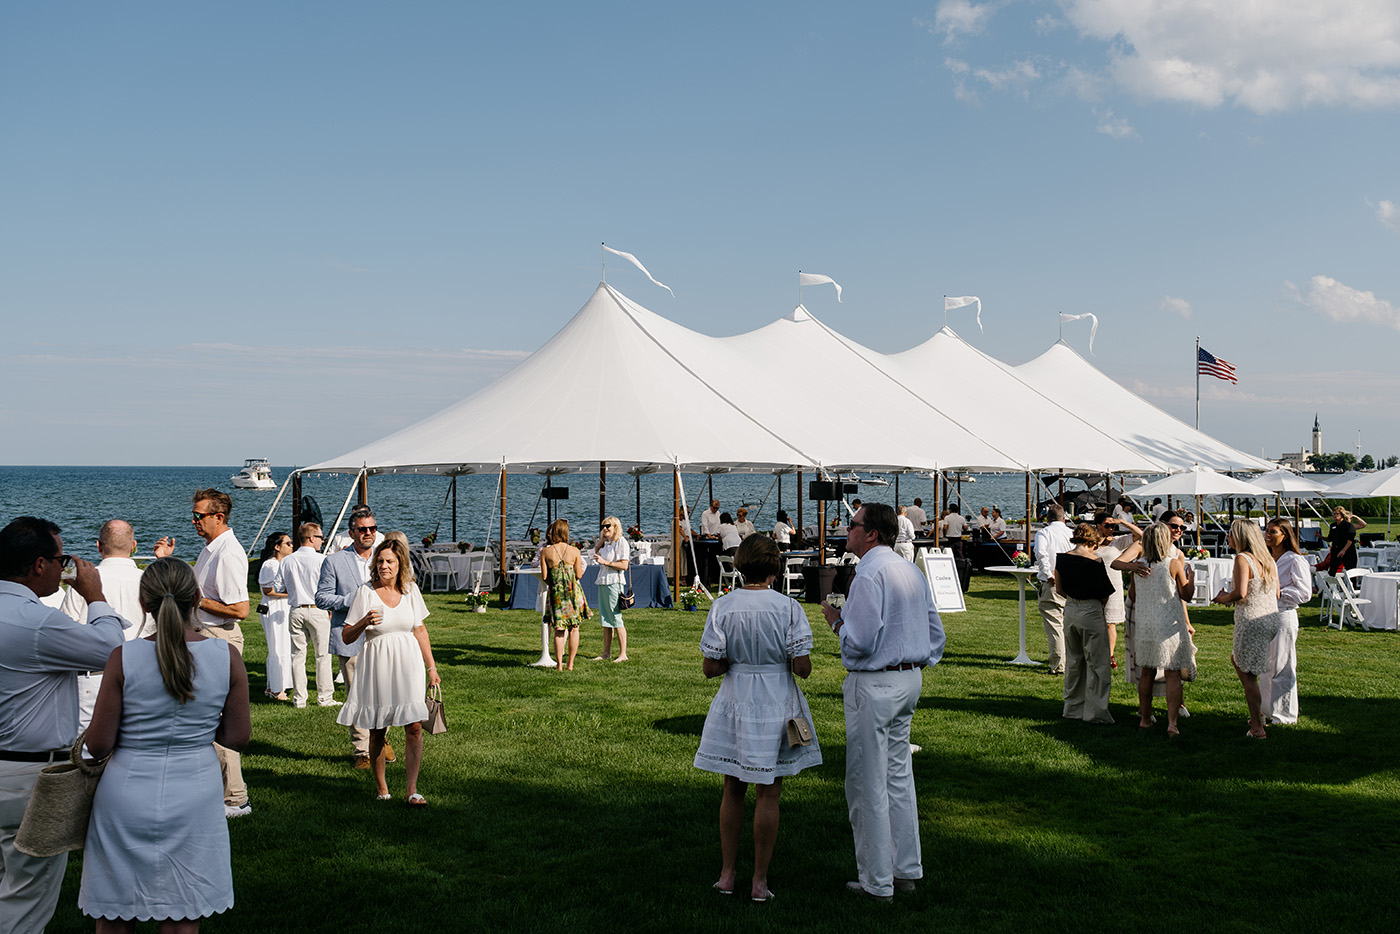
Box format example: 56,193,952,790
943,295,947,328
1195,336,1200,430
798,270,802,307
601,242,606,282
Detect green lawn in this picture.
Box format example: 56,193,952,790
49,575,1400,933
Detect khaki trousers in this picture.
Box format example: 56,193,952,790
288,606,332,706
1037,580,1066,673
197,623,248,807
340,652,369,757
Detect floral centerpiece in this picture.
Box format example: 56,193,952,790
422,532,437,547
529,528,541,545
1183,545,1210,560
464,591,490,611
679,586,702,611
627,525,643,541
457,540,472,554
1011,550,1032,569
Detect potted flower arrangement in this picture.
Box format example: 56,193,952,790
679,586,701,611
627,525,643,542
1183,545,1210,560
1011,550,1032,569
529,528,541,546
464,591,490,612
457,540,472,554
422,532,437,547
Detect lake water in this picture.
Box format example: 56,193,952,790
0,466,1041,559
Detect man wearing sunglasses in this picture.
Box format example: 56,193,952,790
190,488,252,819
317,506,391,769
1,516,127,934
282,522,334,710
820,504,945,902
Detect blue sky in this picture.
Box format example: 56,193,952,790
3,1,1397,466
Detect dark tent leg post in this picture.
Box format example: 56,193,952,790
599,461,607,531
1025,471,1032,552
797,472,803,536
357,472,368,507
672,469,681,601
451,476,457,542
291,473,303,539
498,467,508,600
635,474,641,531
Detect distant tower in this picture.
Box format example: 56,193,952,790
1312,414,1322,456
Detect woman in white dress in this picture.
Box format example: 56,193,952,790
1212,520,1281,739
1125,523,1196,735
694,534,821,903
1262,518,1312,725
337,538,441,804
773,510,796,550
80,557,251,932
256,531,293,701
591,516,630,662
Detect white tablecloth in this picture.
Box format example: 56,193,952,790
422,552,496,591
1190,557,1234,604
1358,572,1400,631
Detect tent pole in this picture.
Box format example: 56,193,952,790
451,476,457,542
893,472,900,507
1196,495,1202,550
1025,471,1032,552
933,472,941,548
498,466,507,598
797,472,803,537
672,469,681,601
635,474,641,531
291,473,303,540
599,461,607,532
777,474,782,516
708,473,714,505
357,472,368,507
818,479,826,567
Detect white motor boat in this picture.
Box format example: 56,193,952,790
231,458,276,490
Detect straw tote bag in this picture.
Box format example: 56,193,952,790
15,732,108,858
784,603,814,747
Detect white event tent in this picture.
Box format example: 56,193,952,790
1011,341,1274,473
296,282,1270,595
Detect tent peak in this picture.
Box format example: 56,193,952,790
787,305,813,322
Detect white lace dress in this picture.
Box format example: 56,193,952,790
1232,555,1281,676
1132,560,1194,671
336,583,430,729
693,589,822,784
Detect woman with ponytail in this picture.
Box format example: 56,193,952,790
79,557,251,931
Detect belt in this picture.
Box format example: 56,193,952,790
0,748,68,762
884,662,925,671
297,604,317,608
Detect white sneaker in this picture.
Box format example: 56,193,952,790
318,699,343,707
909,743,923,753
225,803,252,819
293,700,307,708
335,671,345,684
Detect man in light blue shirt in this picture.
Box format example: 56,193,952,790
1034,503,1073,674
0,516,127,934
821,503,944,902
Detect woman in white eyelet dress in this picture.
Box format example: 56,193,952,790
694,535,820,902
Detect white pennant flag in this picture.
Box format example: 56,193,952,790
798,272,843,302
1059,312,1099,353
944,295,982,332
603,245,674,297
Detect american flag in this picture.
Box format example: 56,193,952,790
1197,346,1237,383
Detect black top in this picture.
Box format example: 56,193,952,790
1328,520,1357,570
1056,553,1115,602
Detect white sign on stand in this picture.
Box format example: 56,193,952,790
918,550,965,613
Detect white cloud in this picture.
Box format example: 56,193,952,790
1062,0,1400,113
1373,198,1400,231
1095,107,1138,138
936,1,1400,114
1286,275,1400,328
1160,295,1192,318
973,58,1042,92
922,1,1000,43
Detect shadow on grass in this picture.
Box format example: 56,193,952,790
654,714,707,737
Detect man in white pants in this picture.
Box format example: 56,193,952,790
1034,503,1072,675
282,522,335,709
821,504,944,902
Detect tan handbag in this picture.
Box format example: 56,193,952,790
422,684,448,735
15,732,108,858
784,603,814,747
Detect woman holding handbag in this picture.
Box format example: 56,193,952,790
591,516,630,662
79,557,251,930
338,538,440,805
694,534,821,903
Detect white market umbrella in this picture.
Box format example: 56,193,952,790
1249,468,1331,526
1327,466,1400,537
1132,465,1271,548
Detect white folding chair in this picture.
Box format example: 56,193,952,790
716,554,743,590
1358,550,1380,571
1321,574,1371,630
783,557,807,596
1188,560,1212,607
465,551,496,591
426,554,454,593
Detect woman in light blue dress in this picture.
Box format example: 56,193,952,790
80,557,251,932
694,535,821,903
